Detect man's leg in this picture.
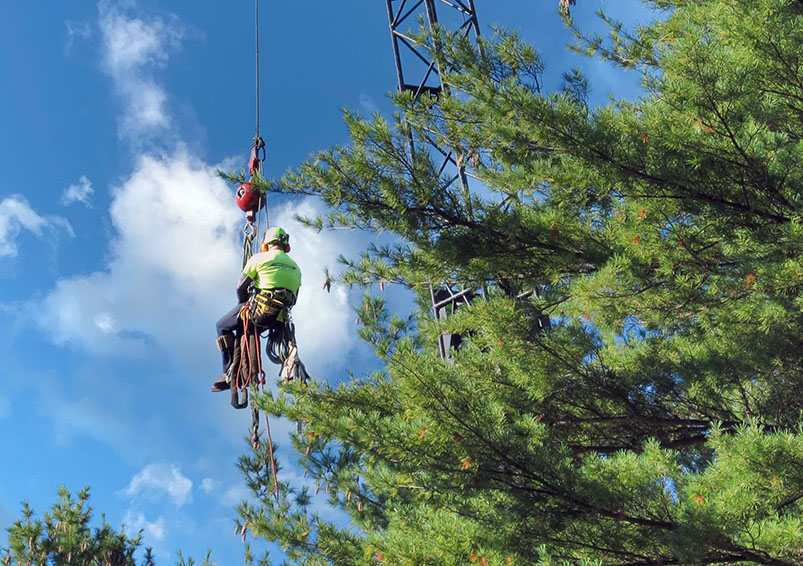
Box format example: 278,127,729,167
214,303,244,390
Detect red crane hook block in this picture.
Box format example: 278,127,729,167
235,181,264,212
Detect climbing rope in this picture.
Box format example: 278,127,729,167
232,307,280,499
227,0,309,501
265,322,293,365
254,0,260,145
250,0,279,501
266,320,310,385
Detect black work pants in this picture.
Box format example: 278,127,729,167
215,303,245,373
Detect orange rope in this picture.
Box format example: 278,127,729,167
233,306,250,392
261,393,280,500
240,310,279,500
239,309,252,391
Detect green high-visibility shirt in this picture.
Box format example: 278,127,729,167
242,249,301,294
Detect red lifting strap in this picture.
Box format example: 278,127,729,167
248,147,260,175
248,137,264,175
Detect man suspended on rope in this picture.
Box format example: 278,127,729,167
212,227,302,392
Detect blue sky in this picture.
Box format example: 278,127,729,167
0,0,652,562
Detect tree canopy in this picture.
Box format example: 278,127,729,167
237,0,803,564
0,488,219,566
0,487,153,566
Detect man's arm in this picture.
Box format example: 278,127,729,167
236,272,253,303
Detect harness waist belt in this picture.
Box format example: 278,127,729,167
249,288,296,324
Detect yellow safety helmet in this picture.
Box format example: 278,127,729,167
263,226,289,246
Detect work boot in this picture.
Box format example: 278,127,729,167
211,375,230,392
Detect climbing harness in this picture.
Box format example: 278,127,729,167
250,288,295,326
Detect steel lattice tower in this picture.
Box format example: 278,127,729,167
385,0,482,359
384,1,549,359
385,0,480,97
385,0,480,195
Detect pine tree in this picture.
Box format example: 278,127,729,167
0,487,155,566
237,0,803,564
0,488,218,566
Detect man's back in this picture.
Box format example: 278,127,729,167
243,249,301,294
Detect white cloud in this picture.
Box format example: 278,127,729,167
0,195,73,257
124,82,168,134
220,483,251,507
358,92,380,115
27,3,364,475
123,463,193,506
196,474,252,507
101,10,172,71
64,20,92,53
93,311,116,334
38,2,363,381
39,150,363,386
41,150,242,358
61,175,94,207
98,1,184,142
122,510,166,541
46,393,130,448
